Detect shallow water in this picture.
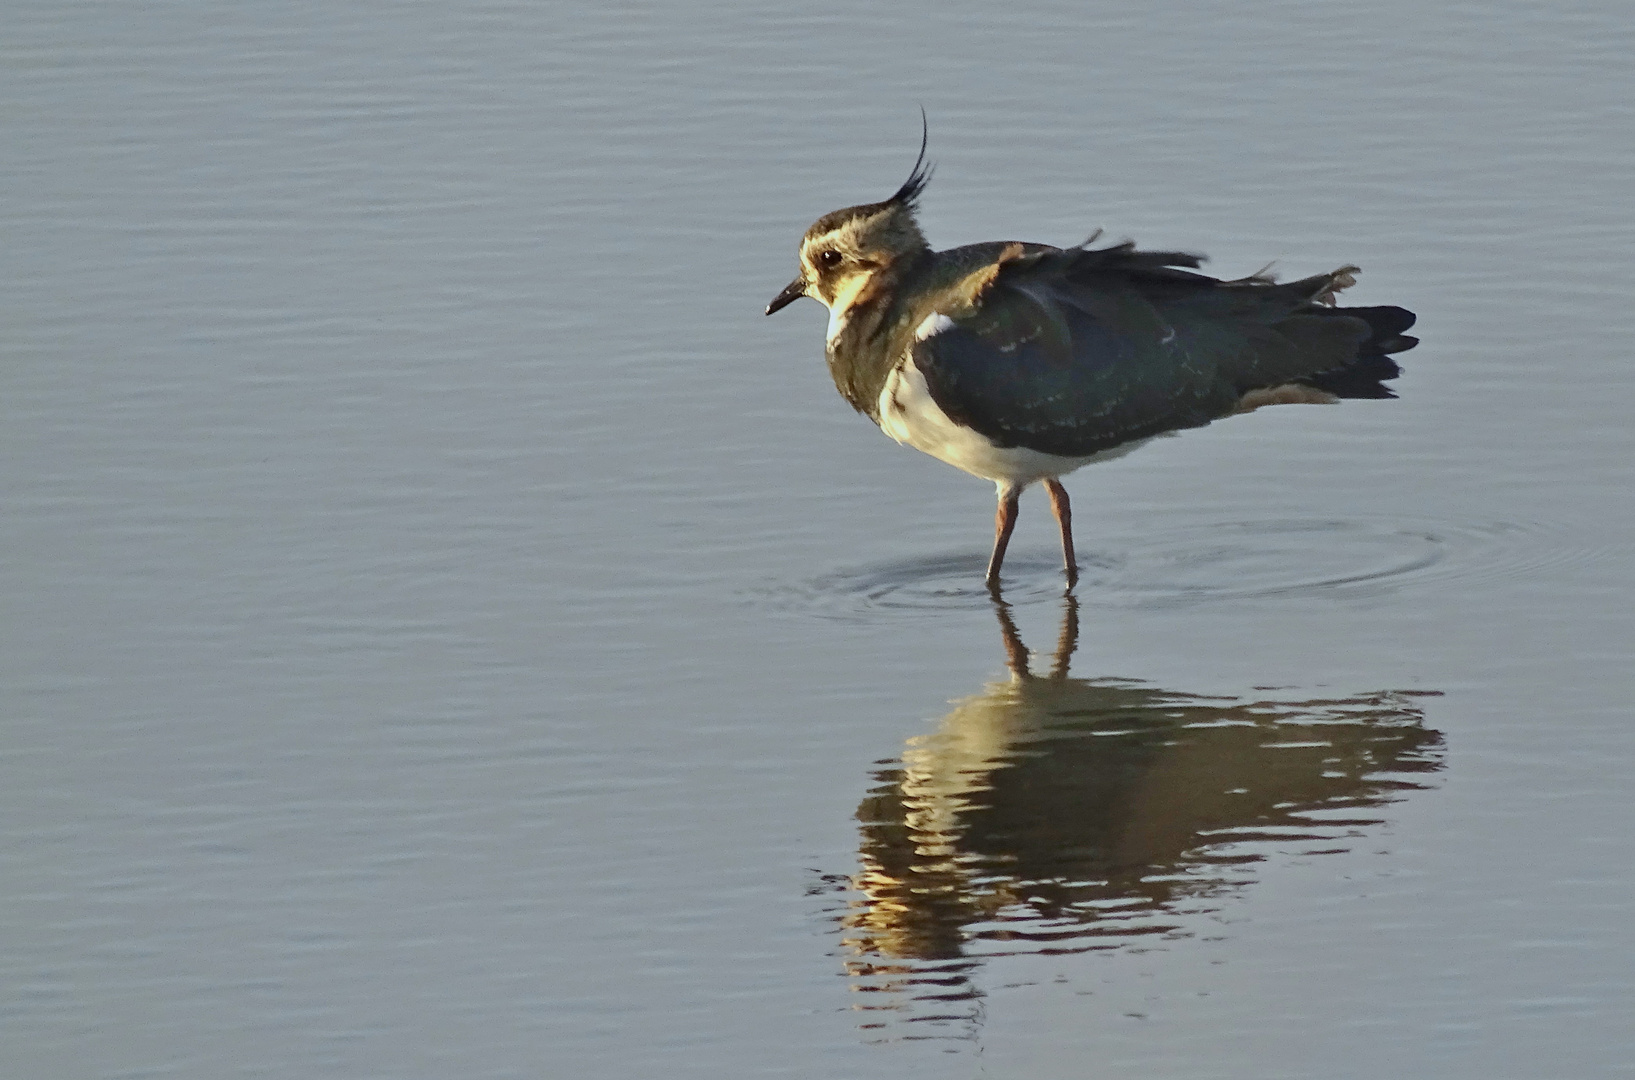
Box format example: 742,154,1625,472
4,2,1634,1078
819,598,1450,1035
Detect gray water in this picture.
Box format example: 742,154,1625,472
4,3,1633,1077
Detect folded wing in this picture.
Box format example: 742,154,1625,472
911,242,1417,458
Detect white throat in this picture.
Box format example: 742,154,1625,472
823,273,876,345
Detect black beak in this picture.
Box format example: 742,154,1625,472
765,276,807,316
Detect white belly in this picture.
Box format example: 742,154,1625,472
876,359,1152,488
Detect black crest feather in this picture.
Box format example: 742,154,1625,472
888,108,933,209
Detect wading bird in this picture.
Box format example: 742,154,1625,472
766,125,1418,590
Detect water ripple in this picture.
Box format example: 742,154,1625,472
753,517,1608,620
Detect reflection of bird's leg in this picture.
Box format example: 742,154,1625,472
992,598,1032,678
1050,593,1080,679
1045,479,1078,587
984,484,1021,589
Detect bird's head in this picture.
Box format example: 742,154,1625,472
766,124,933,316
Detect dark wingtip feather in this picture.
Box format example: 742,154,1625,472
1343,305,1419,354
1299,305,1419,398
1301,352,1403,398
888,107,933,209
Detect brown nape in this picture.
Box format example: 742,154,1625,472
1233,384,1341,413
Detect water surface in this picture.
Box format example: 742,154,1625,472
4,2,1633,1078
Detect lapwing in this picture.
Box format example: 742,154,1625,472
766,128,1418,590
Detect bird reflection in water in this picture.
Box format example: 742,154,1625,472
821,596,1444,1035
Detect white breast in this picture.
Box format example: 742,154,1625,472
878,358,1130,488
876,311,1162,486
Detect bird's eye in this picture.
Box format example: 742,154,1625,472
817,250,843,269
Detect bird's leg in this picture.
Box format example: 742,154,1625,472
984,484,1021,590
1045,478,1078,587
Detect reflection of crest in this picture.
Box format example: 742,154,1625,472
822,597,1444,1036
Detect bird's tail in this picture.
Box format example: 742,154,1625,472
1300,304,1419,399
1339,304,1419,356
